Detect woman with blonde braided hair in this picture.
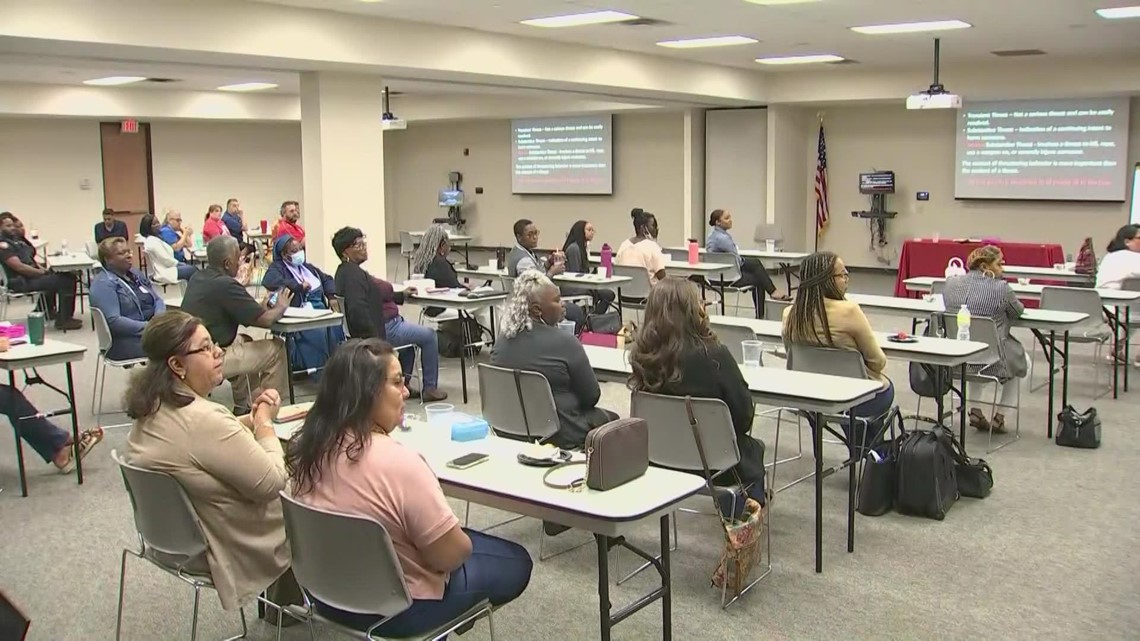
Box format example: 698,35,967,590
782,251,894,448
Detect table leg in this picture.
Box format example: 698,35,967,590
847,412,855,554
1126,307,1131,392
932,365,945,427
814,411,823,573
489,306,497,347
1047,330,1056,439
1113,306,1120,400
959,363,968,448
66,362,82,485
460,313,469,404
718,276,726,315
660,514,672,641
596,534,612,641
1062,331,1070,408
284,334,296,405
617,287,624,321
10,370,27,497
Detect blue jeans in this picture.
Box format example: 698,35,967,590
385,316,440,389
1,384,70,463
176,263,197,280
316,529,533,637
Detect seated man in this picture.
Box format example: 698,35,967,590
158,208,194,264
94,208,129,244
507,218,585,329
181,236,291,413
223,198,256,259
0,212,82,330
272,200,305,244
332,227,447,402
90,237,166,360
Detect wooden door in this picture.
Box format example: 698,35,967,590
100,121,153,237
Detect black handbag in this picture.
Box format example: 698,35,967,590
895,426,959,520
945,432,993,499
586,311,622,335
857,410,904,516
1055,405,1102,449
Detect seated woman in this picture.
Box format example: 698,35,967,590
615,208,668,289
1096,224,1140,289
707,209,788,318
409,224,466,318
491,271,618,449
942,245,1027,434
287,338,532,637
125,310,292,613
562,220,615,314
263,234,342,373
90,237,166,361
140,213,196,282
332,227,447,402
201,204,229,243
628,277,766,509
781,251,893,448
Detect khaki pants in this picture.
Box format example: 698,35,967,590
222,335,286,410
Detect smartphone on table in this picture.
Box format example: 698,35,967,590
446,452,489,470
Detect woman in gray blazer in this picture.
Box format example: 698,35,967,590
941,245,1026,433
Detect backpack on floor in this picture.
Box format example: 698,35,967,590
437,317,484,359
895,426,959,521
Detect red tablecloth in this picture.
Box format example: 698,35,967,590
893,239,1065,300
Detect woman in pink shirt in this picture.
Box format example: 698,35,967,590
202,204,229,243
287,339,532,636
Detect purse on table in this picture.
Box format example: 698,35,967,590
541,417,648,491
1055,405,1102,449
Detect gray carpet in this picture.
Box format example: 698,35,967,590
2,255,1138,641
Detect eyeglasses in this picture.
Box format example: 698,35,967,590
184,341,220,357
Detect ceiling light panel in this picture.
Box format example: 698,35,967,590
82,76,146,86
657,35,758,49
217,82,279,92
850,19,972,35
1096,6,1140,18
756,54,844,65
520,10,639,28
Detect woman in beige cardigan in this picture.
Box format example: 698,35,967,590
124,310,289,612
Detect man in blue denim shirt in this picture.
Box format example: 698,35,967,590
706,209,788,318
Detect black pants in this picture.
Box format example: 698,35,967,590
562,286,615,315
17,273,78,321
735,258,777,319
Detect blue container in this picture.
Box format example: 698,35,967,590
451,417,490,442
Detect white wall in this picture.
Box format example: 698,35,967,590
150,121,303,231
766,105,812,252
704,108,767,247
383,112,687,249
0,118,104,247
811,98,1140,268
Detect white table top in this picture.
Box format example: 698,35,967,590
706,315,989,367
769,294,1089,331
665,247,809,263
0,340,87,369
1001,264,1091,282
273,310,344,332
275,412,705,535
46,253,98,271
903,277,1140,306
584,344,880,414
406,288,506,311
408,231,474,243
452,265,632,289
663,260,732,276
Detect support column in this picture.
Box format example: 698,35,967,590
683,109,706,243
300,72,387,274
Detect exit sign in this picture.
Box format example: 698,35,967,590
120,120,139,134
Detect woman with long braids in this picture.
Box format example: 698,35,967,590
561,219,615,313
782,251,893,445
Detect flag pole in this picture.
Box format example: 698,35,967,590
813,112,825,252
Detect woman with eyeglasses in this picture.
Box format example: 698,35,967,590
124,310,294,614
782,251,893,448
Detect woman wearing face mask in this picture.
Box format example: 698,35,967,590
262,234,341,374
201,204,229,243
490,271,618,450
562,220,615,314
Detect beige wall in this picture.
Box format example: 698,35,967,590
0,118,105,247
151,121,303,234
383,112,687,250
812,99,1140,268
766,105,812,252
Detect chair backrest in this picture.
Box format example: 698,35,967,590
500,274,516,295
330,295,350,338
1040,286,1105,327
476,364,560,440
931,280,946,295
612,264,651,299
1120,277,1140,292
786,343,869,379
630,390,741,472
91,306,114,355
399,231,416,254
112,449,209,564
703,251,742,282
710,322,759,365
664,247,689,263
85,241,99,260
753,223,784,248
279,492,413,617
940,314,1002,367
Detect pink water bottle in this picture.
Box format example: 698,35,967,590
687,239,699,265
600,243,613,278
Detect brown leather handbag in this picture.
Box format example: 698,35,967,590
542,417,649,491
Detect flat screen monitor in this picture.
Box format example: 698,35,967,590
438,189,463,207
860,171,895,194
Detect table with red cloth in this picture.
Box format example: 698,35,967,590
893,239,1066,303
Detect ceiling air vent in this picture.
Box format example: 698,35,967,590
616,18,672,27
144,77,180,83
990,49,1046,57
831,58,860,65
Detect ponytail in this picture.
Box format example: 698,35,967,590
708,209,725,227
1107,224,1139,253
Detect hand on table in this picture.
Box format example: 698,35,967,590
0,337,10,353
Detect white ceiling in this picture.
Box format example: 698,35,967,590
256,0,1140,70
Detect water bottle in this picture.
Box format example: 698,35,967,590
687,239,699,265
60,238,69,253
956,304,971,341
600,243,613,278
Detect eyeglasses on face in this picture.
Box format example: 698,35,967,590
184,341,221,357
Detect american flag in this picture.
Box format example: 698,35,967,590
814,123,829,238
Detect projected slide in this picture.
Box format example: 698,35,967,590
512,115,613,195
955,97,1131,201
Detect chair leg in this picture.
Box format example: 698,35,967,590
115,549,130,640
190,585,202,641
487,608,496,641
91,355,102,414
96,359,108,418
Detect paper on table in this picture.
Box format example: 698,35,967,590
472,285,495,293
283,307,335,319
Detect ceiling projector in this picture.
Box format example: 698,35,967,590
906,37,962,111
380,85,406,130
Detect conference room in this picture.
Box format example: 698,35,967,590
1,0,1139,639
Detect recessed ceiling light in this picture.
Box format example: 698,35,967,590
217,82,279,92
850,19,972,35
756,54,844,65
657,35,758,49
1096,5,1140,18
743,0,820,4
82,76,146,86
520,10,639,28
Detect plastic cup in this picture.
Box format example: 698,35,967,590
741,340,763,367
932,232,941,242
1017,277,1030,286
486,259,497,271
425,403,455,429
765,239,776,252
558,320,576,335
260,219,268,233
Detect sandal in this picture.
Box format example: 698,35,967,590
57,427,104,474
990,414,1008,434
968,408,990,432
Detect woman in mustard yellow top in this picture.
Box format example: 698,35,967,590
782,251,893,448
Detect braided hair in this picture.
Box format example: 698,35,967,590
630,208,656,238
782,251,845,347
410,224,449,275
